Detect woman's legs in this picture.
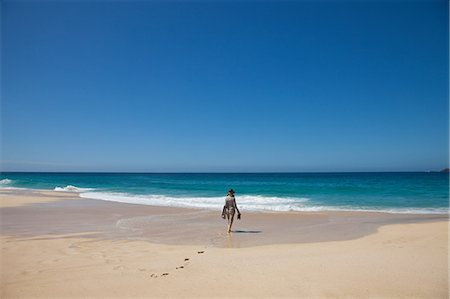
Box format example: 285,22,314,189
227,212,235,233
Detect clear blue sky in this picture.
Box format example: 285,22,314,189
1,0,448,172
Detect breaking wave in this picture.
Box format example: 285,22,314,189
78,191,449,214
54,185,94,192
79,192,310,212
0,178,12,185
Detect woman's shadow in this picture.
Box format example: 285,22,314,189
232,230,262,234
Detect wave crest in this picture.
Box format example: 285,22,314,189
54,185,93,192
78,191,449,214
0,179,12,185
79,192,310,211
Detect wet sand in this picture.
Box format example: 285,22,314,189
1,189,448,298
1,189,446,247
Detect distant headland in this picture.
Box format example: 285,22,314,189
429,168,449,173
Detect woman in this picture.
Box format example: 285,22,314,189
221,189,241,233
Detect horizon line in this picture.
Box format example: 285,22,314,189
1,170,448,174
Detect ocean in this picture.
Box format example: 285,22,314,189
0,172,448,214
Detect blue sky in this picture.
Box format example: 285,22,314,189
1,0,448,172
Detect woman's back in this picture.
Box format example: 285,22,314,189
222,189,240,233
224,195,235,209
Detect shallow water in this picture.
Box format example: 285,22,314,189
1,172,448,213
1,189,447,247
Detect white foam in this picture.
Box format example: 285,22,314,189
79,192,310,211
365,207,449,215
282,206,449,214
0,179,25,190
0,187,28,190
54,185,94,192
0,179,12,185
79,191,449,214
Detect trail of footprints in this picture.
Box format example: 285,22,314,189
150,251,205,278
70,241,206,279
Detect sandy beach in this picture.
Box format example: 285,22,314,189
1,189,448,298
3,0,448,297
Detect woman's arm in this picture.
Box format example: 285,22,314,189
233,198,240,215
221,205,226,218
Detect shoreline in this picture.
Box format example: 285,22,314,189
1,186,448,215
1,188,447,248
1,189,448,298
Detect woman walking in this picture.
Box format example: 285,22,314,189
221,189,241,233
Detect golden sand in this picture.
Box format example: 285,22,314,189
1,190,448,298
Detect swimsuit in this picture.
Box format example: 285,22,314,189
224,195,236,217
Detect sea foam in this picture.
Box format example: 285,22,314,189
0,179,12,185
79,191,310,212
78,191,449,214
54,185,94,192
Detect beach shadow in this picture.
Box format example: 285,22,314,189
232,230,262,234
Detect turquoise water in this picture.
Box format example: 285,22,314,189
1,172,448,214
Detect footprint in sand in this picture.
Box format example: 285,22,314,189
176,251,204,270
162,273,169,276
177,257,191,270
